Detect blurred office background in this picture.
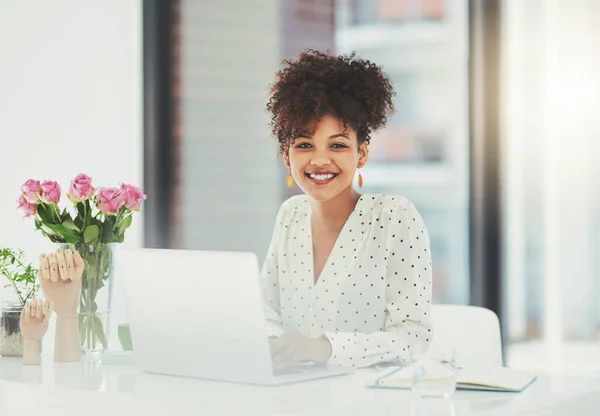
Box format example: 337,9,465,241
0,0,599,373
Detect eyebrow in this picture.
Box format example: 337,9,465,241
297,133,350,140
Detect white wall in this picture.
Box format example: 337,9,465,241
0,0,142,351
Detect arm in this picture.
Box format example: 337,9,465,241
324,201,433,368
20,300,53,365
260,202,288,338
23,340,42,365
54,316,80,362
39,248,84,362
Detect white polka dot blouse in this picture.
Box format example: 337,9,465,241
261,193,433,368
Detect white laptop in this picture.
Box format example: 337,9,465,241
116,248,353,385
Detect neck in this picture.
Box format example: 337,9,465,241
309,188,362,232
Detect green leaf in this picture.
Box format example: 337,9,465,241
100,217,115,243
0,247,38,304
74,216,83,230
92,315,107,349
37,204,53,225
83,224,99,244
61,207,69,221
77,202,85,218
118,215,132,234
40,223,57,236
62,218,80,232
46,223,79,244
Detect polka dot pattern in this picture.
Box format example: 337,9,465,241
260,194,433,368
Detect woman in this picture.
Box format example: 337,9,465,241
263,50,432,369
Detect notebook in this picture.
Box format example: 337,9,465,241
367,364,537,393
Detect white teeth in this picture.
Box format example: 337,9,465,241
310,173,335,181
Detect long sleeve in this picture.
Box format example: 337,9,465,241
324,201,433,368
260,203,287,338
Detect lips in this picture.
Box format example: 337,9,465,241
305,171,339,184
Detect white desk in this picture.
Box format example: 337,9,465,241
1,357,600,415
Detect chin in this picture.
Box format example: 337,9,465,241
298,181,352,203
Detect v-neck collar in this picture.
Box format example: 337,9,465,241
306,194,367,288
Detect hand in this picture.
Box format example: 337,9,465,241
269,332,332,369
19,299,53,341
39,248,84,318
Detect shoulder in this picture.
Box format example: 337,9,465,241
278,194,309,214
360,194,427,236
273,194,309,224
359,193,419,217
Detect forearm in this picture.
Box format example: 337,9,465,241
264,303,285,338
54,316,80,362
22,340,41,365
324,324,431,368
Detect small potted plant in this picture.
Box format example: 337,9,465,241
0,248,39,357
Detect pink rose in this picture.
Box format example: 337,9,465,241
67,174,95,203
16,195,37,217
120,184,146,211
21,179,42,203
96,187,125,215
40,180,61,204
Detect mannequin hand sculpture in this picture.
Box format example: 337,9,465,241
19,299,53,365
269,332,332,369
39,248,84,317
39,248,85,362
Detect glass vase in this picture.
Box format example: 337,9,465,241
0,301,25,357
61,243,115,356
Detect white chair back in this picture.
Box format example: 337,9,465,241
427,304,503,367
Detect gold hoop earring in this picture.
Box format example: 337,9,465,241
286,171,294,188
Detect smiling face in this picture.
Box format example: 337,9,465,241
283,114,368,203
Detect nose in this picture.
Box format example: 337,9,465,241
310,149,331,166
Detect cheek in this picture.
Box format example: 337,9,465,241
336,153,359,172
288,152,307,170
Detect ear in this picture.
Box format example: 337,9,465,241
357,141,369,169
283,150,291,169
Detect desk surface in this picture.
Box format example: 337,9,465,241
1,357,600,416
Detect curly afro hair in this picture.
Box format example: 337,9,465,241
266,49,395,154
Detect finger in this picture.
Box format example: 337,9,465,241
72,250,84,280
48,253,59,282
64,249,75,280
43,300,53,321
35,299,42,318
277,347,305,369
269,338,287,356
272,345,296,369
39,254,50,280
23,302,31,324
46,301,55,321
55,248,68,281
42,301,49,321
